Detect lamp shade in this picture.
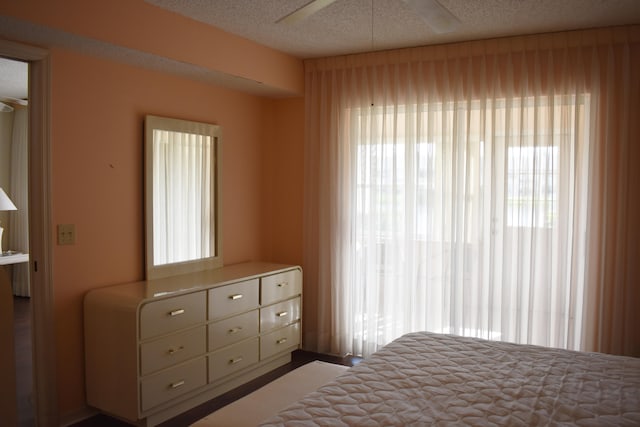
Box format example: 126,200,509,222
0,187,17,211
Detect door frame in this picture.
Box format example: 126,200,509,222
0,39,57,426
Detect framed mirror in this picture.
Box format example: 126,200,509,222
144,115,222,280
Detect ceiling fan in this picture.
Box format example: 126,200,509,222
0,96,28,112
277,0,461,34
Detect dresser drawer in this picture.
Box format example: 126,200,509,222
260,322,301,360
261,269,301,306
209,337,259,383
208,279,259,320
260,297,301,333
139,292,206,340
209,310,259,351
140,326,206,375
140,357,207,412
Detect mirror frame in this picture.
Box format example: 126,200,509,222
144,115,223,280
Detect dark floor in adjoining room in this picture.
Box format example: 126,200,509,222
14,296,35,427
70,350,361,427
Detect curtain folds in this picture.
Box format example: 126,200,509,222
152,128,212,265
9,106,29,297
303,26,640,357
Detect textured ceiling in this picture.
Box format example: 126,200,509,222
144,0,640,59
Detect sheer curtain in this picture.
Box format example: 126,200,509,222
9,106,29,297
303,27,640,357
152,128,212,265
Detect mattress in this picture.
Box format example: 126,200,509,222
259,332,640,426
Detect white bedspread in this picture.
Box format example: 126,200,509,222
259,332,640,426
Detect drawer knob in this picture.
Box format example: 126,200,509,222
169,308,185,317
276,311,288,317
277,282,288,288
276,338,288,345
228,327,243,334
229,294,243,300
169,380,185,389
229,357,243,365
167,346,184,355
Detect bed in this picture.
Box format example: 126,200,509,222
258,332,640,426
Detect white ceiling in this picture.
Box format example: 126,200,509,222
144,0,640,59
0,57,28,102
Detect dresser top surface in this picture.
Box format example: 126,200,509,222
86,262,300,304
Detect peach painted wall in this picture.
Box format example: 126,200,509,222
0,0,303,96
50,47,276,415
260,98,305,267
0,0,307,419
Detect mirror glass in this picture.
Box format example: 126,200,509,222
145,115,222,280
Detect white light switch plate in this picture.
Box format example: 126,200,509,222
57,224,76,245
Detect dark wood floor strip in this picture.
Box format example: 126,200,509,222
14,296,34,427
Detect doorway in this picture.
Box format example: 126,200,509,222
0,55,32,426
0,40,57,426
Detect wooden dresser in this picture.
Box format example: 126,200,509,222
84,262,302,426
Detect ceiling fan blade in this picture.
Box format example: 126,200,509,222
402,0,461,34
277,0,338,24
0,96,27,106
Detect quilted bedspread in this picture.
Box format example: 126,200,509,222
259,332,640,426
